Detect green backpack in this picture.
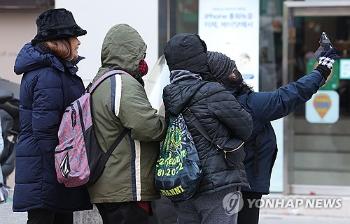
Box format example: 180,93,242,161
155,112,201,202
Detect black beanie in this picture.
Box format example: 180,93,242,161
207,51,237,82
164,33,210,77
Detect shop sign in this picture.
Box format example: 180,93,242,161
199,0,260,91
306,90,339,124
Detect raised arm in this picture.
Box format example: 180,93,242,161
251,47,339,122
249,70,324,122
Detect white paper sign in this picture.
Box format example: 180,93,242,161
270,118,284,192
306,90,339,124
144,56,170,112
199,0,260,91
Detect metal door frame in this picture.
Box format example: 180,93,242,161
282,1,350,195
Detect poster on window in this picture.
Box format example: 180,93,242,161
306,90,339,124
199,0,260,91
199,0,284,193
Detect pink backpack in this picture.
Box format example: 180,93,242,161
55,70,129,187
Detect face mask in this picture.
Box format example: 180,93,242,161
139,59,148,76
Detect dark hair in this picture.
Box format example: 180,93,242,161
223,70,254,95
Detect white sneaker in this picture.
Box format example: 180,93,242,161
0,186,9,203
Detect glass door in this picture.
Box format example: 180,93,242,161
283,1,350,195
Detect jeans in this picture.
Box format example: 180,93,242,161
174,187,241,224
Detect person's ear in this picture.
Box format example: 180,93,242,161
229,72,236,80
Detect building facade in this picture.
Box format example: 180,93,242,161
1,0,350,195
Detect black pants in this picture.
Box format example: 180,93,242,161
96,202,150,224
237,191,263,224
27,209,73,224
152,197,177,224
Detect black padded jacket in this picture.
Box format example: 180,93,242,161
163,70,253,195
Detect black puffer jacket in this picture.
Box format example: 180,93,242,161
163,70,253,195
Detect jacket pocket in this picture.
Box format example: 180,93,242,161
223,142,245,168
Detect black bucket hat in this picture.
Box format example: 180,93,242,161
31,8,87,44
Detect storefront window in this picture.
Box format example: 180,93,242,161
158,0,285,91
288,15,350,187
159,0,350,191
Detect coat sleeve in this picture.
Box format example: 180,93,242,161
249,70,325,122
208,89,253,141
32,69,64,152
117,75,166,142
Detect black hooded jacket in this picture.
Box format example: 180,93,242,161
163,70,253,194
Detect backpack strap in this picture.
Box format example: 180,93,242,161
183,108,220,149
88,69,130,171
89,70,128,93
102,128,130,163
183,108,245,158
182,82,222,149
88,128,130,185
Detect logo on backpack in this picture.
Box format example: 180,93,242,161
59,152,70,178
54,70,129,187
155,113,202,202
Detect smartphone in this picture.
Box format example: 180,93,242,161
314,32,333,59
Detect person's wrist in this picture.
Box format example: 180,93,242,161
315,64,331,80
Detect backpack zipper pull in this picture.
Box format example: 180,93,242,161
71,107,77,127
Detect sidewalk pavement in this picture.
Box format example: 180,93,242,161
0,200,103,224
0,190,102,224
259,194,350,224
260,214,349,224
259,194,350,219
1,191,350,224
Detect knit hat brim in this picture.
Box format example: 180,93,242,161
207,51,237,82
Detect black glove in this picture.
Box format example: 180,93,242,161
315,48,339,80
